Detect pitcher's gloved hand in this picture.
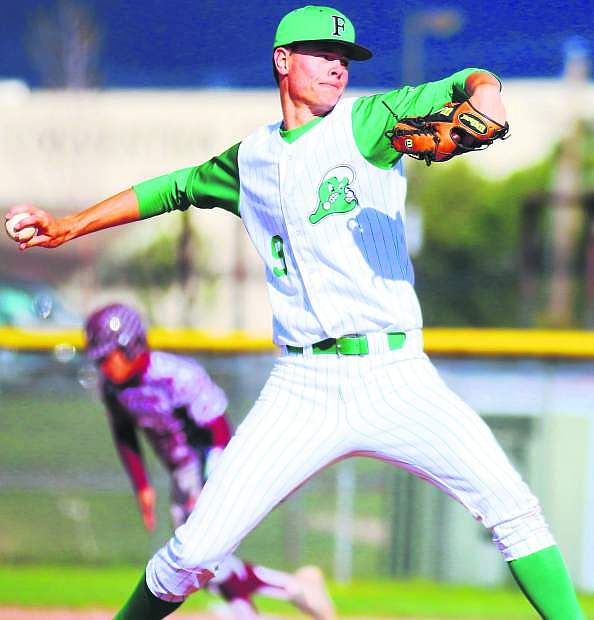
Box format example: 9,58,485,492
387,99,509,166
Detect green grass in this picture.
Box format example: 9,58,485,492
0,391,391,575
0,565,593,618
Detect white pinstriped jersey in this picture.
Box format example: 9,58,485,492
144,75,558,606
238,97,422,346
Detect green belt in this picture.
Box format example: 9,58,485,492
286,332,406,356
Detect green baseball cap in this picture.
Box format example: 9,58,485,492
274,5,372,61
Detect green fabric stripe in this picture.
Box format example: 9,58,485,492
133,142,241,219
351,68,492,169
508,545,585,619
280,116,323,143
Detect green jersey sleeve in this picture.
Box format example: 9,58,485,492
132,142,241,219
351,68,498,169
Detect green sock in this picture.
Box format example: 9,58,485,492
113,572,183,619
508,545,585,619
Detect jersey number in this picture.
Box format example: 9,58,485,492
271,235,288,277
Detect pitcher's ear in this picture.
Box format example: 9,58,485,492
274,46,291,77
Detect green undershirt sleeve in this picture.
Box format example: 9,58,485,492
352,68,497,169
132,142,241,219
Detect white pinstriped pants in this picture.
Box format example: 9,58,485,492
146,329,554,601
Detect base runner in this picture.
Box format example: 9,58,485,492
84,302,334,620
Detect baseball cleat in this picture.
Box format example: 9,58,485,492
288,565,335,620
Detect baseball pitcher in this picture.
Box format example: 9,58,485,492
6,5,585,619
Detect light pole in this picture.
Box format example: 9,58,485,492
402,9,464,85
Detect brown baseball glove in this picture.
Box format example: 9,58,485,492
386,100,509,166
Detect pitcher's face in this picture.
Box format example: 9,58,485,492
285,43,350,115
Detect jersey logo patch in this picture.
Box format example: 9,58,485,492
309,166,358,224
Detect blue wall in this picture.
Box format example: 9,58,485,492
1,0,592,88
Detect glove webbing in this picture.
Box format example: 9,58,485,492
385,121,442,166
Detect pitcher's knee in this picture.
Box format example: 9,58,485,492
491,503,556,561
145,538,221,602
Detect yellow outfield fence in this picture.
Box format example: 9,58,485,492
2,326,594,358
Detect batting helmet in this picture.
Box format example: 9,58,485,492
84,303,148,362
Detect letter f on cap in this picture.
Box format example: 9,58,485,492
332,15,346,36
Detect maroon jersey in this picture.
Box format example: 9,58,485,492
101,351,231,492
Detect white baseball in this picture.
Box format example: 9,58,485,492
5,213,37,242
